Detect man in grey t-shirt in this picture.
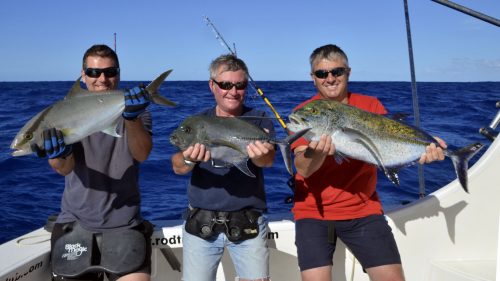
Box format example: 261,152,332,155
44,44,154,281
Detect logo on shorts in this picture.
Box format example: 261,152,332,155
61,243,88,260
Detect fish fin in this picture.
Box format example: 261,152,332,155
146,70,176,107
388,112,410,122
333,152,349,165
60,128,73,138
343,127,385,164
447,142,484,193
276,128,311,176
234,160,255,177
65,77,86,99
101,121,121,138
343,127,395,182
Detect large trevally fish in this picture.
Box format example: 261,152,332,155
286,99,484,193
11,70,176,157
169,115,310,177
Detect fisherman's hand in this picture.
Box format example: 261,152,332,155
305,135,335,158
419,136,447,164
123,86,150,120
248,141,275,167
247,141,274,159
183,143,211,164
43,128,73,159
293,135,335,178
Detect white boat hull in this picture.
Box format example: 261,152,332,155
2,135,499,281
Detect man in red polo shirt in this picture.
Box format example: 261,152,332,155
291,44,446,281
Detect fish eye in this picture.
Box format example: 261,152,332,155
24,133,33,140
182,126,191,134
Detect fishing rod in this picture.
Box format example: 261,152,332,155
203,16,288,130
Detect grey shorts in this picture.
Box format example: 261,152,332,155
295,215,401,271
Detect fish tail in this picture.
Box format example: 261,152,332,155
146,69,176,107
276,128,311,176
447,142,484,193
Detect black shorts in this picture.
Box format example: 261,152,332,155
50,221,153,281
295,215,401,271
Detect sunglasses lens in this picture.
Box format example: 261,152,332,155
314,68,347,79
235,82,247,90
332,68,345,77
85,68,100,78
103,67,119,78
314,70,329,79
214,80,247,90
85,67,119,78
218,82,233,90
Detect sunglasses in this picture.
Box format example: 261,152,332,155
84,67,120,78
212,80,248,90
313,67,349,79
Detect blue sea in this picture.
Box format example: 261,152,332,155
1,80,499,244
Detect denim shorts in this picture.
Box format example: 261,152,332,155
182,214,270,281
295,215,401,271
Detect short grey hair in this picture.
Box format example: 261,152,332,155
309,44,349,71
209,54,249,80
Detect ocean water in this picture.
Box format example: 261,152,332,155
0,80,498,244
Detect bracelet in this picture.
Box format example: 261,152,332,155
183,159,196,167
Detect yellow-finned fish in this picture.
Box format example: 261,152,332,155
287,99,483,193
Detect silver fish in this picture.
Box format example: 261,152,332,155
169,115,309,177
287,99,483,192
10,70,176,157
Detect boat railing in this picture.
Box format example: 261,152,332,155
480,101,500,141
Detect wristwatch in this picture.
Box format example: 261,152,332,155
183,159,196,167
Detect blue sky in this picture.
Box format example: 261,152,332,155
1,0,498,82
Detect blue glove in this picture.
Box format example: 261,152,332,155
122,86,150,120
43,128,73,159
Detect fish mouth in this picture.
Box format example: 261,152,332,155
169,135,179,146
10,137,20,149
10,142,32,157
10,138,32,157
287,114,312,135
169,134,185,148
288,114,308,126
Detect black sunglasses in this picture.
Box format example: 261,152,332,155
313,67,349,79
212,80,248,90
84,67,120,78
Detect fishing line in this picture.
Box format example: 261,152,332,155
235,115,283,120
203,16,288,131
